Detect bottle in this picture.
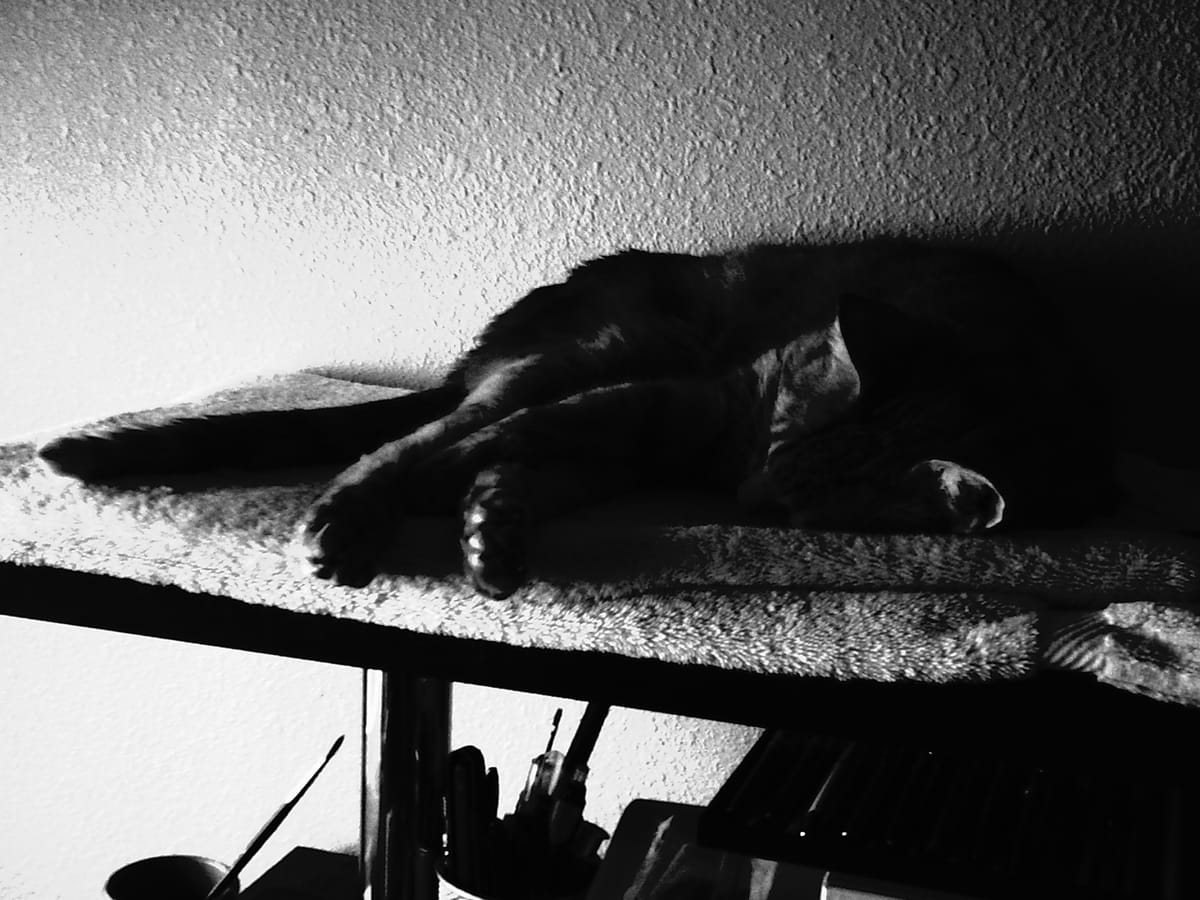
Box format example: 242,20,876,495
516,748,563,821
547,762,588,846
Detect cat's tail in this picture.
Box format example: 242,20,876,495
37,384,462,481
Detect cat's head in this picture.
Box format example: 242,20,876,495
742,292,1006,532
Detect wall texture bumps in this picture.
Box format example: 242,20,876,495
1,1,1196,895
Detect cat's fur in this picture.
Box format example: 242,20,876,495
38,239,1112,597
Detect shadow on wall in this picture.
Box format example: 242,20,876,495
976,220,1197,466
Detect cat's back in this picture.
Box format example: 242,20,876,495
466,244,847,367
457,248,788,382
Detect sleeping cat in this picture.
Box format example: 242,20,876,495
38,239,1111,597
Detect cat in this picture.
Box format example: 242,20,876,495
38,239,1112,597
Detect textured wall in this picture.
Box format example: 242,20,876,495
4,0,1197,437
1,0,1197,896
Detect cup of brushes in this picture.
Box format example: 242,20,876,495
443,703,611,899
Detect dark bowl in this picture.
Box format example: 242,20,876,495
104,854,238,900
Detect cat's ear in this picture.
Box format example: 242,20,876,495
774,308,862,435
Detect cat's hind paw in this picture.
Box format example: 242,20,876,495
296,466,403,588
460,464,530,599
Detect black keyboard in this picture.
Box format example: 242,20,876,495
699,729,1197,899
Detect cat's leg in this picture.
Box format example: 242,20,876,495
453,376,765,595
302,372,756,586
459,461,642,597
296,357,559,583
296,352,734,577
297,258,763,578
37,385,462,480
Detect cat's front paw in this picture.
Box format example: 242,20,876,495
297,457,406,587
460,464,529,599
902,458,1005,533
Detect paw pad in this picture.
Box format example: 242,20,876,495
461,465,530,598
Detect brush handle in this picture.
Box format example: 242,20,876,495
562,703,609,772
206,735,345,899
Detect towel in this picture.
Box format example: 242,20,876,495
2,372,1199,704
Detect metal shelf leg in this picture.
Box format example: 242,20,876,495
362,670,451,900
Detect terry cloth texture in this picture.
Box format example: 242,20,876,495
2,372,1199,704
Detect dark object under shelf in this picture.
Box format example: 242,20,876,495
699,728,1200,900
240,847,358,900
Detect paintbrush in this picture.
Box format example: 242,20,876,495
206,734,345,899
